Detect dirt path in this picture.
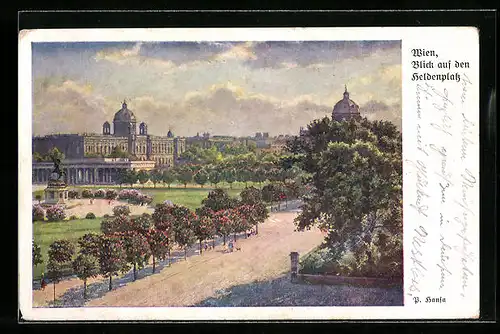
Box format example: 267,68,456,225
65,198,154,218
85,210,323,307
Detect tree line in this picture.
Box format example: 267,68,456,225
33,187,270,303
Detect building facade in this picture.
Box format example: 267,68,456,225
32,158,155,185
33,101,186,168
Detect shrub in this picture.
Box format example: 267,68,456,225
81,189,94,198
105,189,118,200
46,205,66,222
113,205,131,216
94,189,106,198
68,190,79,199
32,204,45,222
69,215,78,220
85,212,96,219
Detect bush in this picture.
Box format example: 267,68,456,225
69,215,78,220
68,190,79,199
46,205,66,222
112,205,131,216
32,205,45,222
81,189,94,198
105,189,118,200
299,247,335,275
85,212,96,219
94,189,106,198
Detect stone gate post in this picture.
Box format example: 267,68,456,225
290,251,299,283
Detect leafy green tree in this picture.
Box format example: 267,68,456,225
162,170,177,189
47,147,65,163
72,253,99,299
77,233,102,258
222,167,237,189
123,169,138,187
150,169,163,188
291,117,402,277
33,152,44,162
194,169,209,188
177,168,194,188
47,239,75,304
115,169,127,188
201,189,238,212
109,145,129,158
33,240,43,267
137,170,149,188
208,168,222,188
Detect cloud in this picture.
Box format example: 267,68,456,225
94,42,176,69
361,100,401,129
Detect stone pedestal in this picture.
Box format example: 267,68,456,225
44,180,69,205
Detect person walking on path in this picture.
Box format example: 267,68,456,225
41,273,47,290
228,240,234,253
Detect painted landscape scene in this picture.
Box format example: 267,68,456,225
31,40,403,307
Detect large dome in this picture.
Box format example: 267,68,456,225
332,86,360,121
113,101,137,122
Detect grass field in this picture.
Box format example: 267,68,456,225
33,218,102,280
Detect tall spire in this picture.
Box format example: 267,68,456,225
122,99,127,109
343,85,349,100
345,84,348,93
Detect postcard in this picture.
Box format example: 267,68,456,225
18,27,479,320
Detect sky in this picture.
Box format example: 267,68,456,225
32,40,401,137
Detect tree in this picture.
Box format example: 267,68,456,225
201,189,238,212
144,228,170,273
174,223,196,260
162,170,177,189
115,169,127,188
72,254,99,299
151,203,176,266
47,147,65,163
177,168,194,188
291,117,402,277
101,214,132,235
212,210,232,245
227,207,248,241
124,169,138,187
77,233,102,258
99,235,128,291
35,194,42,204
33,240,43,267
208,168,222,188
150,169,163,188
193,169,209,188
121,231,150,281
222,167,237,189
191,214,215,255
109,145,129,158
137,170,149,188
113,205,131,217
47,239,75,304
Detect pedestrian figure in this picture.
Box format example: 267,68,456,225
204,243,208,252
228,241,234,253
40,273,47,290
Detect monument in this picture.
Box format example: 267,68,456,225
44,155,69,205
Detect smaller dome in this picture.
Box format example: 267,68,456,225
103,121,110,126
167,130,174,138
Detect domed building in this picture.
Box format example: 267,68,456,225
32,100,186,185
332,85,361,121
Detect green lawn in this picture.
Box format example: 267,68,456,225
143,187,242,210
33,218,102,280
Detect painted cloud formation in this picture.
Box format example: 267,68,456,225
32,41,401,137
